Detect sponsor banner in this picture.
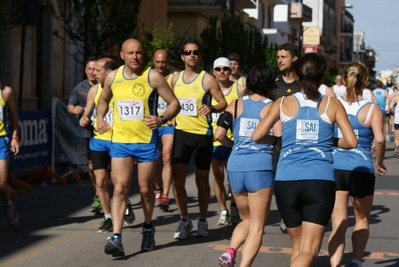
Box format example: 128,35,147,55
303,45,322,55
9,110,52,171
51,98,88,175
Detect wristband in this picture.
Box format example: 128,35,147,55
160,115,168,125
12,136,19,141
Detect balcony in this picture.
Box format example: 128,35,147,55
339,52,352,65
167,0,231,17
322,35,339,54
341,23,353,37
289,2,312,22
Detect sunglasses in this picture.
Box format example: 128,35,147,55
183,50,200,56
214,67,230,72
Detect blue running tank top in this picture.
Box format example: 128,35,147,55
276,92,335,182
227,95,274,172
333,97,375,173
373,88,386,112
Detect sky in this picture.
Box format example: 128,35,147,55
348,0,399,71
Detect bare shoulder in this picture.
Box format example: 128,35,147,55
2,86,14,101
203,72,218,87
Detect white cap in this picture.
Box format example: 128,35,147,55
213,57,230,69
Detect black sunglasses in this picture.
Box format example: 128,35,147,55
183,50,200,56
214,67,230,72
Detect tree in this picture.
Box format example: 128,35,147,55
44,0,142,63
0,0,24,32
325,67,339,87
147,22,175,65
199,15,269,73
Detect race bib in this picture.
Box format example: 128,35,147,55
296,119,319,141
212,112,221,123
157,98,168,114
104,108,113,125
337,127,358,138
0,107,3,121
179,98,197,116
239,118,259,138
117,100,144,120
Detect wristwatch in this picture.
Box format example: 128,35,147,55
209,105,216,113
160,115,168,124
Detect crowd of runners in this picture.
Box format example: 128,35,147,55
1,38,396,267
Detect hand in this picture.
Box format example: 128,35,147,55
10,139,19,155
375,163,387,177
166,119,174,126
144,115,161,130
79,116,91,127
198,104,212,116
97,119,111,134
74,106,84,115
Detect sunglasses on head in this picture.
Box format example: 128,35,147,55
214,67,230,72
183,50,200,56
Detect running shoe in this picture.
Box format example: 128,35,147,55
124,199,135,226
349,262,362,267
218,248,236,267
104,234,124,257
173,218,193,240
158,195,170,211
217,209,231,225
230,204,241,224
280,219,288,233
154,189,162,207
90,196,102,213
196,219,209,237
4,202,19,226
97,218,113,233
141,227,156,251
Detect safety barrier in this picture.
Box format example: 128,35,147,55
8,98,86,198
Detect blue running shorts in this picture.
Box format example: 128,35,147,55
90,138,112,153
228,170,274,194
111,142,160,162
158,125,175,138
0,136,9,160
212,145,232,161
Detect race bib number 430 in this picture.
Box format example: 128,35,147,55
178,98,197,116
117,100,144,120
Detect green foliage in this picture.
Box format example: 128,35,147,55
325,67,339,87
265,43,279,72
199,15,269,73
0,0,23,31
144,22,175,67
44,0,142,63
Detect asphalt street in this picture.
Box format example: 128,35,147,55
0,143,398,267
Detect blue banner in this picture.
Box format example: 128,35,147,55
9,110,52,171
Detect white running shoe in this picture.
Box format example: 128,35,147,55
217,209,231,225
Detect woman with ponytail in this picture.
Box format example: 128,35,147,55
328,62,387,267
253,53,358,267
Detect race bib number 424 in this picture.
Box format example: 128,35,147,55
117,100,144,120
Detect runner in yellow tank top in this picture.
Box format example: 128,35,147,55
80,58,126,234
0,84,20,226
152,49,179,211
210,57,246,227
96,39,180,256
228,53,246,87
171,40,227,240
